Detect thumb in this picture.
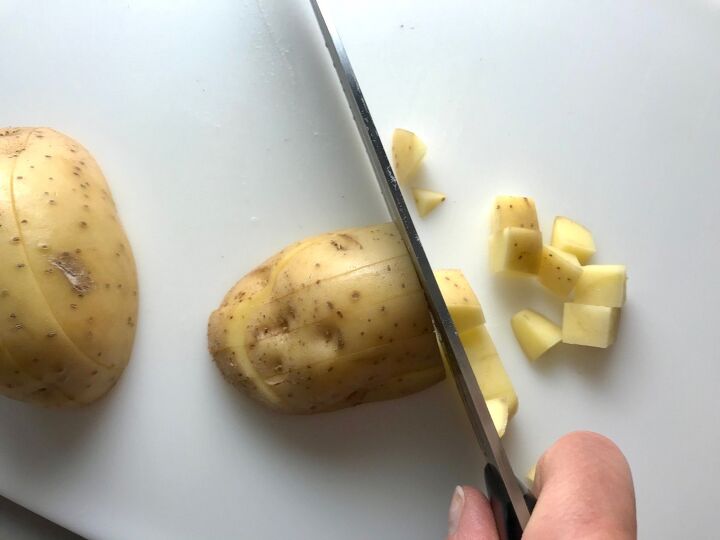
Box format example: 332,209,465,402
525,431,636,540
446,485,499,540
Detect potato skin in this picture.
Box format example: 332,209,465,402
208,223,445,414
0,127,138,407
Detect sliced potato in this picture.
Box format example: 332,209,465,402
0,127,138,407
574,265,627,307
434,269,485,333
460,326,518,415
486,398,509,438
392,128,426,185
412,188,445,217
551,216,596,264
526,463,537,488
491,195,540,233
490,227,542,275
511,309,562,361
208,222,444,414
562,303,620,348
537,245,583,298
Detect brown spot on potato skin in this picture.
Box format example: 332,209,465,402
50,252,94,294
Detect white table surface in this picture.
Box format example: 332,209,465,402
1,1,719,538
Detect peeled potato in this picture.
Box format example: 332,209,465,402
0,127,138,407
208,223,444,414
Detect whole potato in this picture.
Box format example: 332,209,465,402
208,223,445,414
0,127,138,407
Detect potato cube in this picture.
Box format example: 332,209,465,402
434,269,485,332
491,195,539,233
537,245,583,297
574,265,627,307
551,216,596,264
511,309,562,361
490,227,542,274
562,303,620,348
392,128,426,184
412,188,446,217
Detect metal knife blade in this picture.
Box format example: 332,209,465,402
309,1,535,536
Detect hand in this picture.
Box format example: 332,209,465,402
446,431,636,540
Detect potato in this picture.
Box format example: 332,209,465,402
460,326,518,415
0,127,138,407
490,227,542,274
511,309,562,361
573,265,627,307
486,398,509,438
491,196,539,234
208,223,444,414
551,216,596,264
562,303,620,348
412,188,445,217
526,463,537,488
537,245,583,298
392,128,426,185
434,269,485,333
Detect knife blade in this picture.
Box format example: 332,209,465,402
309,1,535,537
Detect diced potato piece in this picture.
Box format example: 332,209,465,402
460,326,518,415
551,216,596,264
511,309,562,361
392,128,426,184
434,269,485,332
562,303,620,348
537,245,583,297
574,265,627,307
412,188,446,217
491,196,540,233
486,398,509,438
490,227,542,274
526,464,537,488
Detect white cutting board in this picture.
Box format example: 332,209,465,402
1,1,719,538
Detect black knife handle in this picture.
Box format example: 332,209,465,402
485,463,537,540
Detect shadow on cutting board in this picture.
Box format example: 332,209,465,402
218,369,485,483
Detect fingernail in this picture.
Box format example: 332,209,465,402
447,485,465,536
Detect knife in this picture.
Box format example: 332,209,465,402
309,2,536,538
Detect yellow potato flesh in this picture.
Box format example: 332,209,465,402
392,129,426,185
486,398,509,438
459,326,518,415
551,216,596,264
434,269,485,333
573,265,627,308
412,188,445,217
562,303,620,348
511,309,562,361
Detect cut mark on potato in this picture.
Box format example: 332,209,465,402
50,252,94,294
